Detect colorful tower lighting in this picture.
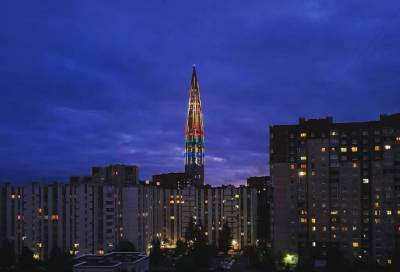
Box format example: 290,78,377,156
184,66,205,186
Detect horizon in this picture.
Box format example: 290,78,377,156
1,1,400,185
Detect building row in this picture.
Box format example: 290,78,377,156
0,165,268,260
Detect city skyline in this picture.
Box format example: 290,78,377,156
1,1,400,185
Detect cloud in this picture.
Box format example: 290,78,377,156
1,0,400,184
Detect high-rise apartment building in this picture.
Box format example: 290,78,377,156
91,164,139,185
184,66,205,186
247,176,273,246
151,172,187,189
271,114,400,265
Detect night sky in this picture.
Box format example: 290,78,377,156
1,1,400,185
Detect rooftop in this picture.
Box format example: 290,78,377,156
73,252,148,268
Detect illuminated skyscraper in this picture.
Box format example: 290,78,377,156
184,66,205,186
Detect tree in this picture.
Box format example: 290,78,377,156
244,243,275,272
185,216,196,245
175,240,186,256
191,221,213,268
218,222,231,254
0,239,16,271
47,247,72,272
16,246,40,272
150,238,164,266
116,239,136,252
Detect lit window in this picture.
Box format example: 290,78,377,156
298,171,307,177
388,259,392,265
331,131,337,136
352,226,357,231
300,156,307,161
351,146,358,152
384,145,391,150
51,214,59,221
156,182,160,186
204,200,208,204
374,146,380,151
170,200,175,204
300,164,306,169
387,210,392,215
321,147,326,152
330,210,338,215
363,178,369,184
340,147,347,152
290,164,295,169
300,133,307,138
352,242,359,248
352,163,358,168
311,218,316,224
396,137,400,142
11,194,15,199
235,194,240,199
312,241,316,247
300,218,307,223
397,210,400,215
312,226,316,231
170,216,175,220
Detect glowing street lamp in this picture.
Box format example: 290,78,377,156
283,253,298,266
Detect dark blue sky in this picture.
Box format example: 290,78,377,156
1,1,400,185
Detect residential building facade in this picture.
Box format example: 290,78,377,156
271,114,400,265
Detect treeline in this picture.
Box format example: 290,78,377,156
0,239,137,272
0,240,73,272
149,218,233,271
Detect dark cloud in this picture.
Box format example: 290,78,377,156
1,0,400,185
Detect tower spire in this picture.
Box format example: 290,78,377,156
191,65,198,89
184,66,205,186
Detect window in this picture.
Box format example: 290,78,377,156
363,178,369,184
387,210,392,215
311,218,316,224
300,156,307,161
352,242,359,248
374,145,381,151
352,163,358,168
351,147,358,152
321,147,326,152
340,147,347,152
384,145,391,150
300,132,307,138
298,171,307,177
331,131,337,136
